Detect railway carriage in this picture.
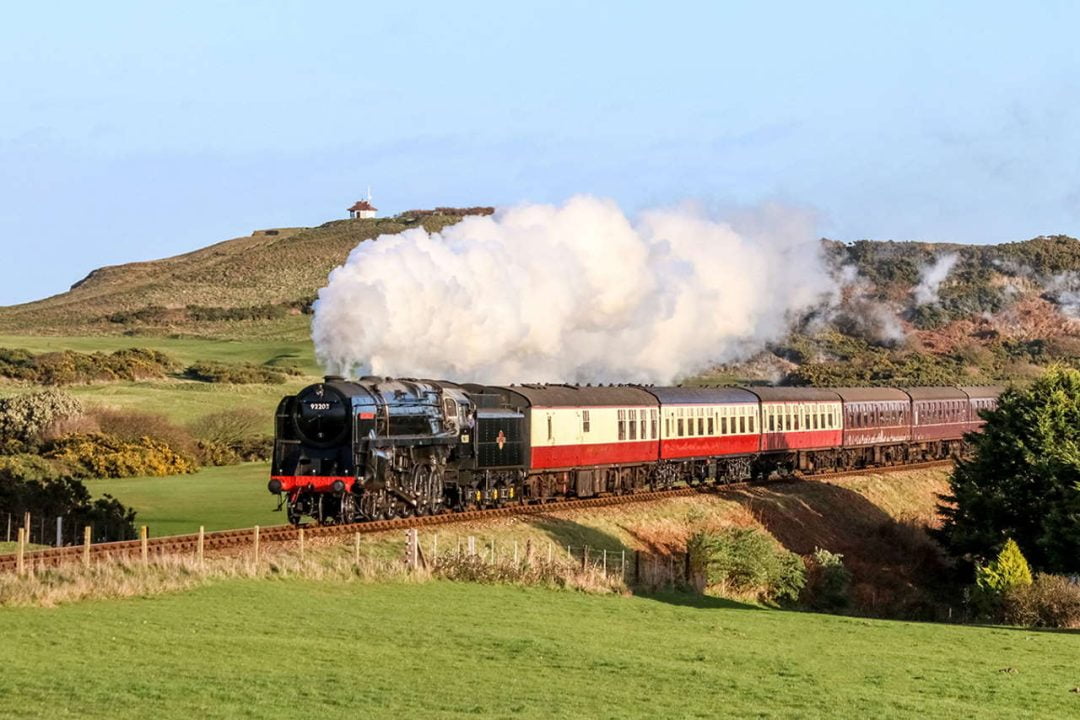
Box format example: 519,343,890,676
959,386,1002,434
269,375,1001,525
834,387,913,467
487,384,660,498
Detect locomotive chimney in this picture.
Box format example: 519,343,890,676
324,375,345,383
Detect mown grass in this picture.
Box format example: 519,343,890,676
0,579,1076,719
89,463,280,536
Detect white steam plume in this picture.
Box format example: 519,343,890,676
312,196,837,384
912,252,959,306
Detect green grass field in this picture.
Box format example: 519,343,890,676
90,463,279,536
0,579,1076,719
0,333,320,374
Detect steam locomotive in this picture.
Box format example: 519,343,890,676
269,376,999,525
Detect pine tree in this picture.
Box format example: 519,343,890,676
937,366,1080,573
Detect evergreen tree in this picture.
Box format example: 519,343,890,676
937,366,1080,573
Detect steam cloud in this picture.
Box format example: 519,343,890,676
912,252,959,306
312,196,838,384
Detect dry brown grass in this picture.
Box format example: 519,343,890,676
0,542,628,608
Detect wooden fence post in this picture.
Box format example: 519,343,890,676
547,541,553,563
467,536,476,556
582,545,589,571
16,527,25,576
603,549,607,575
253,525,260,566
354,532,361,566
197,526,205,566
83,526,91,568
23,512,30,539
140,526,148,566
404,529,418,570
431,533,438,565
621,550,626,580
298,527,305,562
489,539,495,565
56,517,63,548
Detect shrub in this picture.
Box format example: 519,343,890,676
43,433,195,478
1002,573,1080,628
184,361,289,384
0,347,175,385
0,389,83,452
91,408,198,464
189,408,266,445
0,471,136,542
972,538,1033,616
687,528,805,603
0,454,62,482
803,548,852,612
189,408,272,465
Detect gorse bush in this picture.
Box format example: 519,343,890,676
184,360,295,384
0,389,83,452
91,408,198,464
44,433,195,478
687,528,805,603
0,347,175,385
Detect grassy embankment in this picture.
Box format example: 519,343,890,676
0,579,1076,719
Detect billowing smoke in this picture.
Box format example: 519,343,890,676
1044,272,1080,318
312,196,839,384
912,252,959,306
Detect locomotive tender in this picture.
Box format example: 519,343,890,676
270,376,999,525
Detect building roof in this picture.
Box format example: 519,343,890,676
348,200,377,212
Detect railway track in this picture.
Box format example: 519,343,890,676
0,460,953,573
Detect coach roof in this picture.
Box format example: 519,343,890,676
747,387,842,403
643,386,759,404
831,387,911,403
494,384,657,407
903,387,969,401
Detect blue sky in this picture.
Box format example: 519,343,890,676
2,1,1078,305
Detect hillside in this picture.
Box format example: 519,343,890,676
0,215,462,340
1,212,1078,385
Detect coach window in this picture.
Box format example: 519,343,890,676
629,409,638,440
640,411,646,439
618,410,626,441
708,415,714,435
547,415,553,442
665,416,671,437
793,409,799,431
651,409,658,439
582,410,591,434
697,414,704,435
677,416,684,437
768,412,775,432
